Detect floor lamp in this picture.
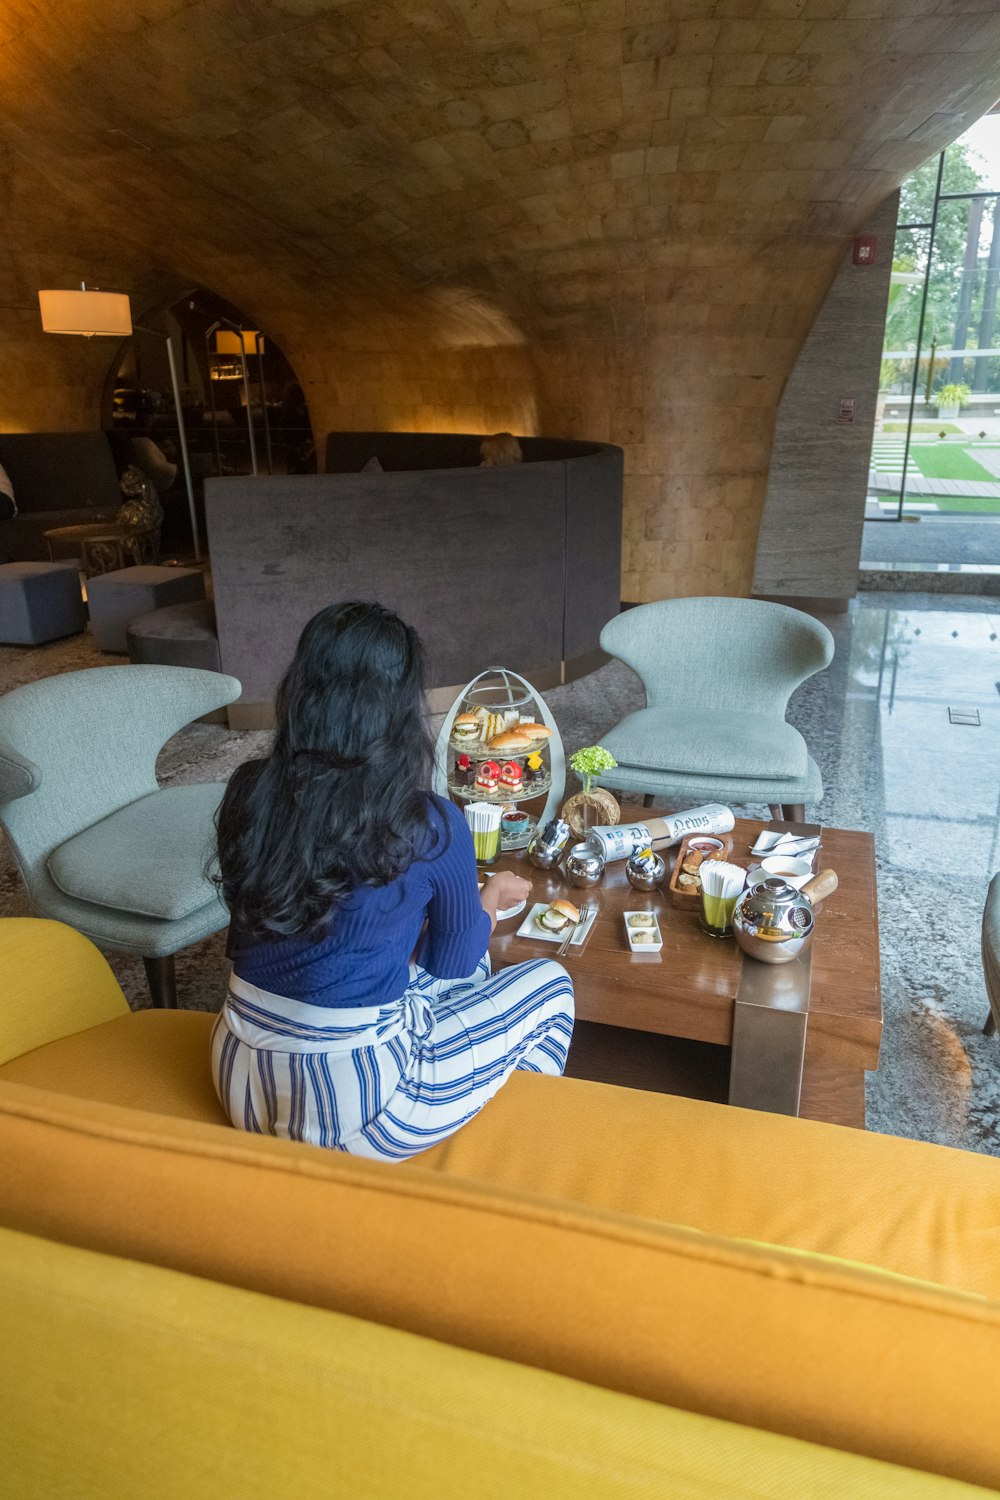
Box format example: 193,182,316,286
206,318,258,477
254,330,274,475
38,285,202,560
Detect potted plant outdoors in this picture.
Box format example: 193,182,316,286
935,383,970,421
562,745,621,836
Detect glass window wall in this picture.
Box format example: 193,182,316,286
870,116,1000,528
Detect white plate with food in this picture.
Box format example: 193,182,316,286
516,901,599,946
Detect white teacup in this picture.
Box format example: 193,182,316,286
760,855,812,889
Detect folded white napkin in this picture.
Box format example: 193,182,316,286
750,831,820,859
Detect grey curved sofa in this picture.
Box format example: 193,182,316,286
206,431,623,728
0,434,120,562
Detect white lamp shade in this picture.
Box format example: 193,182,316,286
215,328,263,356
38,289,132,337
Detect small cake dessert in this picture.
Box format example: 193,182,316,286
474,760,501,794
452,713,481,744
536,899,580,935
453,753,473,789
525,751,545,786
499,760,524,795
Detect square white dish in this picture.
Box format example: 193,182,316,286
623,911,663,952
516,902,599,946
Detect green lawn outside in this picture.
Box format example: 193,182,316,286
882,422,962,434
903,496,1000,514
906,445,997,482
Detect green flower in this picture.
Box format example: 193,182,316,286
569,744,618,793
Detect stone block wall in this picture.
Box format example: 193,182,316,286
753,192,899,605
0,3,998,605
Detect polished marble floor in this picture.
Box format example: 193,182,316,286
1,590,998,1154
861,516,1000,566
786,593,1000,1152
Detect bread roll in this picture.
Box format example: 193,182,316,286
489,729,533,752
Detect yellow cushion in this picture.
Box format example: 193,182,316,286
0,1010,227,1124
422,1072,1000,1300
3,1226,988,1500
5,1009,999,1301
0,918,128,1065
1,1080,998,1488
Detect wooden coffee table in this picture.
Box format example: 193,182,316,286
489,816,881,1129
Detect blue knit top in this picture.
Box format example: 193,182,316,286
228,795,491,1009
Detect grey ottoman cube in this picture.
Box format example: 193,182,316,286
0,561,86,645
87,565,205,654
126,601,224,722
126,600,221,673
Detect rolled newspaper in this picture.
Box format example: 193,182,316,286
584,803,735,864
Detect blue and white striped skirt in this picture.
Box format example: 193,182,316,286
211,954,574,1160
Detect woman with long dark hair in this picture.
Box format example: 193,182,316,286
212,601,574,1158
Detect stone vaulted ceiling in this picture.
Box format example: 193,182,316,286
2,0,1000,599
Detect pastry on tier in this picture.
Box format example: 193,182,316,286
525,751,545,786
453,753,474,789
478,710,510,742
475,760,501,794
489,727,533,755
499,761,524,796
452,712,481,744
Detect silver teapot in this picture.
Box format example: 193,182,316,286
732,868,838,965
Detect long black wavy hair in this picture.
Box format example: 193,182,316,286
216,601,438,940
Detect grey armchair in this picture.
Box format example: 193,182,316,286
983,873,1000,1037
594,598,834,818
0,665,240,1007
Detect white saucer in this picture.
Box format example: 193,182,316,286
479,874,526,922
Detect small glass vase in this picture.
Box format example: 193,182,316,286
579,789,597,833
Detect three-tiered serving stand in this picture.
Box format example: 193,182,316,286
432,668,566,848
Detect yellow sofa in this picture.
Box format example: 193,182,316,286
1,916,999,1498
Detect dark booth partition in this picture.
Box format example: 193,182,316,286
207,432,623,728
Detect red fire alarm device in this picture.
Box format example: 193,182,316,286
853,235,877,266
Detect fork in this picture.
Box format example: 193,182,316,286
557,903,591,957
